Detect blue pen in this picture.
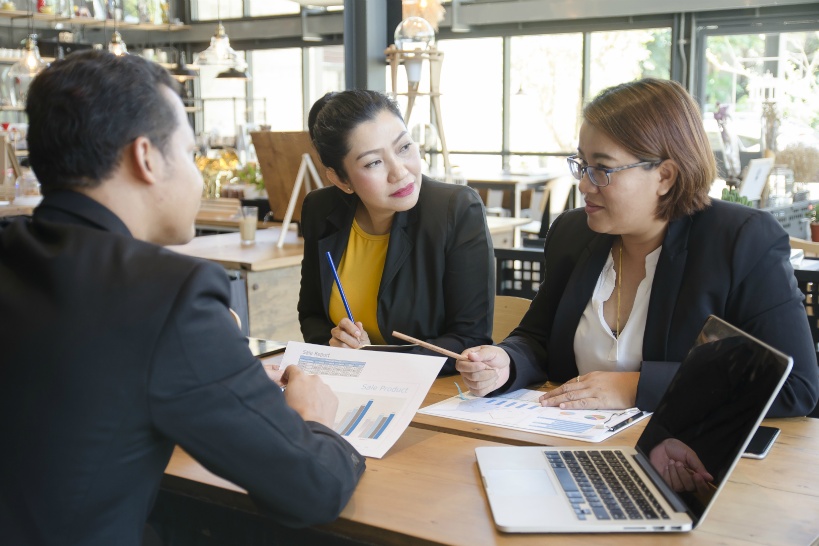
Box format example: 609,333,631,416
325,251,355,323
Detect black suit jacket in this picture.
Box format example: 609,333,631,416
496,199,819,417
0,191,365,546
298,177,495,374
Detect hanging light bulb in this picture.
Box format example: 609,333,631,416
216,61,250,80
170,52,198,82
7,35,48,106
108,30,128,56
194,22,240,66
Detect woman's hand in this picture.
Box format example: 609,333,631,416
538,371,639,410
455,345,512,397
329,318,371,349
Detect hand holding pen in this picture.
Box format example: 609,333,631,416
326,252,371,349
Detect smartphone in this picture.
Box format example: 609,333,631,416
742,425,780,459
247,337,286,358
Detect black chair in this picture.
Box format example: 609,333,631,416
494,247,545,299
794,267,819,418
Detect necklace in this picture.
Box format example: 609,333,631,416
616,239,622,339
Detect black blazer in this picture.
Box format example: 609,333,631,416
0,191,365,546
298,176,495,374
496,199,819,417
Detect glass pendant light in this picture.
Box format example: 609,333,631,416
8,35,47,105
107,1,128,56
194,22,241,66
108,30,128,56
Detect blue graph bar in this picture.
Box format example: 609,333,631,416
341,400,373,436
373,413,395,439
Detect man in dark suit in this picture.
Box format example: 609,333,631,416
0,50,364,546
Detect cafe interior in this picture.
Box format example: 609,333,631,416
1,0,818,545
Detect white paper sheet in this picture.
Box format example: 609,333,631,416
280,342,445,458
419,388,650,443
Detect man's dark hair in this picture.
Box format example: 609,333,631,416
26,50,179,194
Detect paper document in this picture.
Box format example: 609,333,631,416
281,342,445,458
419,388,650,443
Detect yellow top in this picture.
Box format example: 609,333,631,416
329,219,389,344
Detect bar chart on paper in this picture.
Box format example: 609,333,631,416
419,389,650,442
281,341,446,458
334,393,405,441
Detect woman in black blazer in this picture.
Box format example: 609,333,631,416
457,78,818,417
298,90,494,374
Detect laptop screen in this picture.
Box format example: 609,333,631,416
635,316,792,523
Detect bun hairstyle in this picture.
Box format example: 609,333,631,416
307,89,403,181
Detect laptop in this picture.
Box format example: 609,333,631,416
475,315,792,533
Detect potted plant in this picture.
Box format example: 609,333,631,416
807,204,819,242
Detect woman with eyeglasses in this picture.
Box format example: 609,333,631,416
456,78,818,418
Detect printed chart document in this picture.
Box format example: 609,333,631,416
281,342,445,458
419,388,650,443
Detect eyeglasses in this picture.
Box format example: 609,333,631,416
567,155,659,188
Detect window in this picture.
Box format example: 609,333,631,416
588,28,671,99
193,0,243,20
703,32,819,152
510,33,583,157
249,1,300,17
198,58,247,138
249,49,303,131
306,45,345,110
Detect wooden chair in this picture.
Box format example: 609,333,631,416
492,295,531,343
789,236,819,257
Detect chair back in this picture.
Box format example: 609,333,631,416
492,295,531,343
793,266,819,418
494,247,545,299
790,236,819,257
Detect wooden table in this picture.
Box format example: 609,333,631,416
167,227,305,342
163,355,819,545
0,203,33,218
162,414,819,545
466,172,562,245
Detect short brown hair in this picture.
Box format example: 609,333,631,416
583,78,714,221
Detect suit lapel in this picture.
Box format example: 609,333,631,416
550,233,615,377
379,207,416,297
317,198,357,313
643,215,691,360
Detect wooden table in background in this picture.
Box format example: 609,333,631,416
167,227,304,342
466,172,562,245
0,203,33,218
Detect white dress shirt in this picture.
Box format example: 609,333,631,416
573,246,662,375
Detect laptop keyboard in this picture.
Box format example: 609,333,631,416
546,450,670,521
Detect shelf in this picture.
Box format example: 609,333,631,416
0,9,190,31
0,55,55,63
0,105,24,111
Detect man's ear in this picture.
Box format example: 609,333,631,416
327,168,353,194
130,136,159,185
656,159,679,197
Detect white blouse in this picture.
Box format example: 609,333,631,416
573,246,662,374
